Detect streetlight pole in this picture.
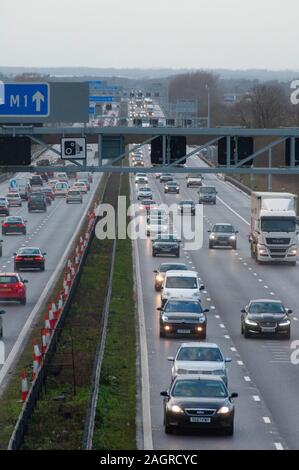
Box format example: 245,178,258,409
206,85,211,128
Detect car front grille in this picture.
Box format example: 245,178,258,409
266,238,291,245
185,408,216,417
260,322,277,328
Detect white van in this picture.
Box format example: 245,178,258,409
161,271,204,305
54,181,69,197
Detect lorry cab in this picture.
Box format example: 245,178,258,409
250,192,298,265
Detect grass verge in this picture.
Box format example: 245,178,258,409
92,173,137,450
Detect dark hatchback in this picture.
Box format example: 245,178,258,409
152,235,181,258
28,192,47,212
161,375,238,435
41,188,55,204
158,300,209,339
2,216,27,235
241,299,292,339
153,263,188,291
14,247,46,271
0,201,9,216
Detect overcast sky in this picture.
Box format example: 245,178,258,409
0,0,298,69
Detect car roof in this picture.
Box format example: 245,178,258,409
0,272,20,276
213,223,233,226
249,299,282,304
174,374,225,382
18,246,40,251
159,263,187,268
179,342,221,349
165,270,198,277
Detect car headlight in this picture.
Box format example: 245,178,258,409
156,275,164,283
162,315,169,321
217,406,231,415
279,320,290,326
170,405,184,414
209,234,215,239
289,248,297,255
229,235,236,240
245,319,258,326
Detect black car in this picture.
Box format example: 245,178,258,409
14,247,46,271
164,181,180,194
153,263,188,291
178,200,196,216
2,216,27,235
158,300,209,339
161,375,238,435
152,235,181,258
241,299,292,339
28,192,47,212
29,175,43,187
208,224,238,249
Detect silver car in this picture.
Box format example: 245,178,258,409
66,190,83,204
168,342,231,385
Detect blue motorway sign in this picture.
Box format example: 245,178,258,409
0,83,50,117
89,106,95,114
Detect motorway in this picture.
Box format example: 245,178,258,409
0,147,101,378
132,146,299,450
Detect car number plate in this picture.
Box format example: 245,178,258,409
190,417,211,423
261,327,276,333
177,329,191,334
26,258,34,261
0,288,11,292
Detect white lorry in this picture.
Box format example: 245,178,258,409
249,192,298,265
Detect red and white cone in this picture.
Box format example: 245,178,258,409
66,272,71,287
33,340,42,366
44,313,51,331
45,328,51,346
70,265,76,278
67,259,72,270
41,329,47,354
31,358,40,381
63,284,69,301
21,371,29,402
48,308,56,330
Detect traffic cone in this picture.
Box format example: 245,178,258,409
63,284,69,301
45,327,51,346
48,308,56,330
44,313,51,331
31,358,39,381
66,272,71,287
41,329,47,354
33,340,42,366
21,371,29,402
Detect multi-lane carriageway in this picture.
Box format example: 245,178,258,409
132,147,299,450
0,148,101,389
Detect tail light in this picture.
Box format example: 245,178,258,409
2,223,8,227
15,256,24,261
16,224,24,227
16,282,24,289
34,256,43,261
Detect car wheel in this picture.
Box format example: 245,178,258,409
241,322,244,334
0,247,2,257
224,424,234,436
40,264,45,272
232,243,237,250
200,331,207,340
244,327,251,338
284,329,291,340
160,330,165,338
155,284,161,292
23,230,26,235
209,242,214,249
20,298,26,305
165,425,173,434
152,252,156,257
175,251,180,258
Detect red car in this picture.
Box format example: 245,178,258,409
139,200,157,212
0,273,28,304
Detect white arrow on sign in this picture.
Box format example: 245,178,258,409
32,91,45,112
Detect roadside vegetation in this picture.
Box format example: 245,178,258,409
92,174,136,450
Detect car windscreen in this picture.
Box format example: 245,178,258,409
200,187,216,193
18,248,40,255
160,264,188,273
180,201,194,206
261,217,296,233
165,276,198,289
7,193,19,198
30,194,44,199
249,302,285,314
0,276,18,284
177,347,223,362
213,225,234,233
172,379,227,398
165,301,202,313
69,191,80,196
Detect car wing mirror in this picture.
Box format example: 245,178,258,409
241,309,246,313
203,309,210,313
43,252,47,256
160,391,169,397
225,358,232,363
153,270,158,274
287,309,293,314
0,310,6,315
230,392,238,399
157,307,163,311
167,357,175,362
235,230,239,234
200,284,205,291
23,280,29,284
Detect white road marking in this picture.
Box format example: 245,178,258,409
244,376,251,382
216,195,250,226
253,395,261,402
224,335,230,339
237,360,244,366
230,347,236,352
275,443,284,450
263,417,271,424
219,324,225,329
